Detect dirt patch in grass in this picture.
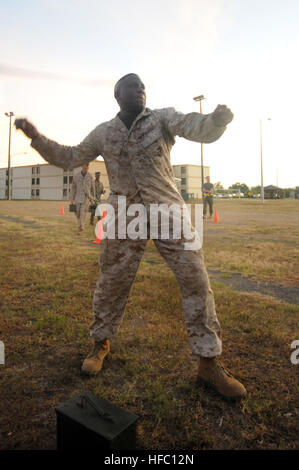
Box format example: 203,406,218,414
0,214,40,228
142,254,299,305
202,200,299,287
209,270,299,306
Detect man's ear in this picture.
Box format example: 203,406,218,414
115,90,122,107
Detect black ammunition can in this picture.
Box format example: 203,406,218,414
55,391,138,450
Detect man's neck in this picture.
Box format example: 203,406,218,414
118,108,143,130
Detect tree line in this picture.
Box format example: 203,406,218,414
213,182,299,198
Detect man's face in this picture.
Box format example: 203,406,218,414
206,176,210,183
117,76,146,113
81,165,89,175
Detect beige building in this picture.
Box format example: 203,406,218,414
173,164,210,200
0,160,108,201
0,161,209,201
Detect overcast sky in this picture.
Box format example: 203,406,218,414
1,0,298,188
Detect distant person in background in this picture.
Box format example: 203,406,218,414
70,164,95,233
90,172,105,225
203,176,214,219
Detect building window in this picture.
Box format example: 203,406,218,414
31,189,35,196
181,167,186,174
181,178,186,185
69,176,73,183
5,179,8,186
36,189,40,197
36,178,40,185
32,178,35,185
6,169,8,176
36,167,40,174
63,176,68,184
63,188,67,197
32,167,35,174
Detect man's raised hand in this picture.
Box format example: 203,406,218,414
211,105,234,127
14,118,39,139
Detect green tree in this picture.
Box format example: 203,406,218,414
214,181,224,191
250,185,261,194
229,182,250,195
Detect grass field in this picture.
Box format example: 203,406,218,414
0,198,298,450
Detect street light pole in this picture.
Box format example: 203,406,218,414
260,118,271,204
5,111,14,200
260,119,264,204
193,95,205,200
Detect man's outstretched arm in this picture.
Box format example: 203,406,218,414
15,118,102,170
160,104,234,144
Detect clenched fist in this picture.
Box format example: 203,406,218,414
211,105,234,127
14,118,39,140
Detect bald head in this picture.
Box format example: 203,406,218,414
114,73,141,98
114,73,146,114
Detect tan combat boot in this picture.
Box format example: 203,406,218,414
198,357,247,400
81,339,110,376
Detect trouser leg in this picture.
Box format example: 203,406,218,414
208,197,213,216
90,209,95,224
153,239,222,358
79,201,89,230
90,237,147,341
203,197,208,215
75,203,82,229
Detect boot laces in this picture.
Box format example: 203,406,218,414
94,340,107,352
216,361,232,378
88,340,107,357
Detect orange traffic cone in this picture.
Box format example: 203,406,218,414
92,210,106,244
92,224,103,244
213,210,219,222
60,204,65,215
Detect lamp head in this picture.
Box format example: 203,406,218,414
193,95,205,102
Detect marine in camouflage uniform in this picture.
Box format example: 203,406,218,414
203,175,214,219
70,164,95,232
16,74,246,399
90,172,105,225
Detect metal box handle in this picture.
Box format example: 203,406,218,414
76,394,115,423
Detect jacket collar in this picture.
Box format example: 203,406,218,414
108,108,152,132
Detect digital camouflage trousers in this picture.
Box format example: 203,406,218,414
90,237,222,358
